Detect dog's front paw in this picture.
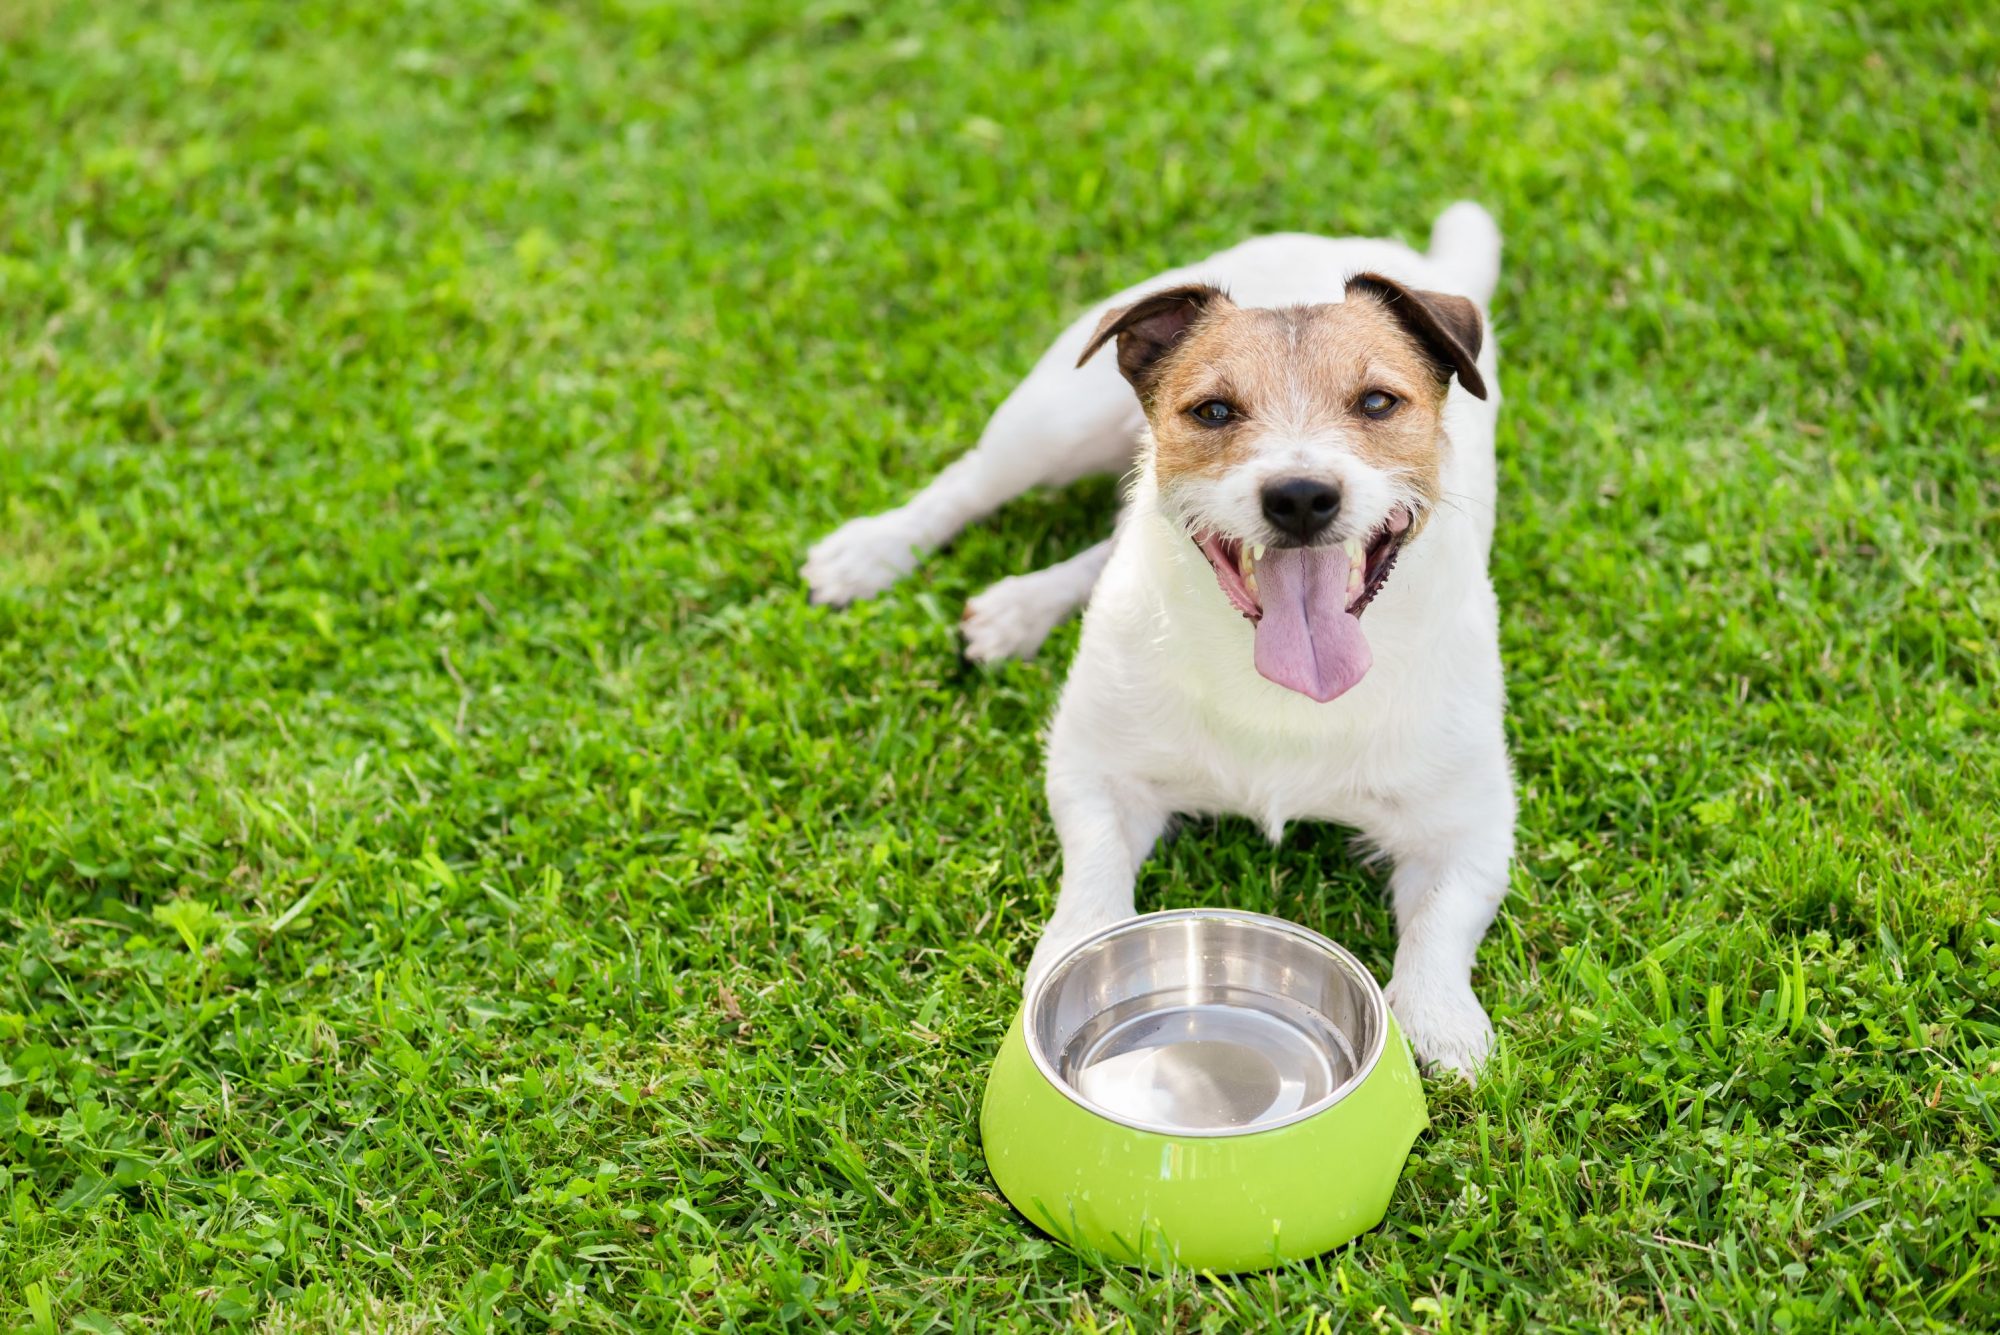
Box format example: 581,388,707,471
1024,925,1084,997
961,575,1063,663
1383,974,1493,1081
1024,908,1134,996
802,514,923,605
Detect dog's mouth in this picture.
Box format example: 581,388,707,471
1193,505,1413,703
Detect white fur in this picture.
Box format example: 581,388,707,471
961,539,1114,663
806,204,1514,1077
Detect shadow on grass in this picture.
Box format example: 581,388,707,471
937,474,1125,595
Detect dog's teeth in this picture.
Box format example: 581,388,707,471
1344,537,1365,564
1238,546,1254,577
1251,544,1265,561
1245,572,1258,595
1347,566,1363,600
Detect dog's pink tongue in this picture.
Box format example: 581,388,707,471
1252,545,1371,702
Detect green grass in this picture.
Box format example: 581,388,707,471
1,0,1996,1329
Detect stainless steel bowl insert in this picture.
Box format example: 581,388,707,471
1025,910,1387,1136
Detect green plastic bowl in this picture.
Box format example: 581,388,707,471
980,909,1427,1272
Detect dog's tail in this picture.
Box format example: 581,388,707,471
1426,201,1502,306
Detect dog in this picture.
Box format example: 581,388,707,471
804,203,1513,1076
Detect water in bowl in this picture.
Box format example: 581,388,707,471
1058,985,1359,1132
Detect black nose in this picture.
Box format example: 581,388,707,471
1260,478,1341,543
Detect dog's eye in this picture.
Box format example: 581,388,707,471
1190,400,1236,425
1359,390,1399,418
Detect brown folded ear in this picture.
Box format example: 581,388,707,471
1076,283,1232,397
1344,273,1488,401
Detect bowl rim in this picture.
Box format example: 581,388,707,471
1022,908,1390,1138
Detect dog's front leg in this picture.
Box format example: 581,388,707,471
1023,766,1167,992
1372,764,1515,1079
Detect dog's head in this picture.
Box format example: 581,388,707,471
1078,273,1486,702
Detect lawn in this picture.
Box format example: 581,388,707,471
1,0,1996,1329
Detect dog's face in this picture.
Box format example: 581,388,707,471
1079,274,1486,702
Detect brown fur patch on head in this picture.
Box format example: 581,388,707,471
1127,296,1470,505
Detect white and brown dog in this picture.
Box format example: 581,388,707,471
805,203,1513,1076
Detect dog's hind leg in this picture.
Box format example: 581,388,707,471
802,330,1141,606
960,537,1114,664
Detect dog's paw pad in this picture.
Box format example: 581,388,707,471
1383,975,1494,1082
961,577,1061,663
802,515,922,605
